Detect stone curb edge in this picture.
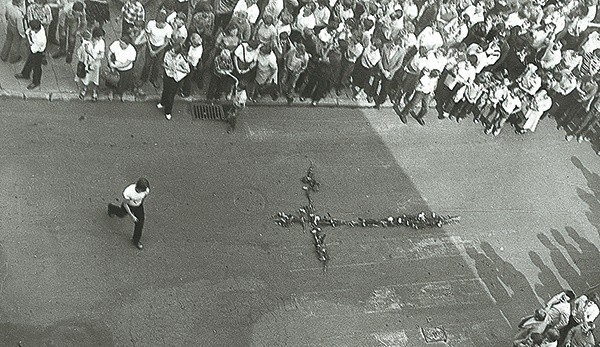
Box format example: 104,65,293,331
0,87,394,109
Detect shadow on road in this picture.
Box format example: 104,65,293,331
467,156,600,334
465,242,538,325
0,319,113,346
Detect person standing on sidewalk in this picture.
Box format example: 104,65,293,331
398,68,440,125
75,27,105,100
108,178,150,250
140,12,173,89
15,19,46,90
26,0,52,40
1,0,26,64
157,44,190,120
53,1,86,63
180,33,203,97
116,0,145,37
107,35,137,96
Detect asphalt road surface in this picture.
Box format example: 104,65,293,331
0,99,598,346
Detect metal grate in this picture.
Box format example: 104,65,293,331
191,103,226,120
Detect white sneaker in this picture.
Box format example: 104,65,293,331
156,103,164,109
165,113,171,120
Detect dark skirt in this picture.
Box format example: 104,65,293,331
351,61,374,90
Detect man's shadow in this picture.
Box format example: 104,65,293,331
538,231,586,294
466,241,540,325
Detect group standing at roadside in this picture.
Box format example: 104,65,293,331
3,0,600,147
514,290,599,347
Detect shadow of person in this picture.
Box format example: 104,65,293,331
480,242,540,323
576,187,600,234
572,156,600,201
564,227,600,292
529,250,563,303
538,231,586,293
465,243,539,325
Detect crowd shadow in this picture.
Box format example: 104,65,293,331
466,156,600,329
465,241,539,324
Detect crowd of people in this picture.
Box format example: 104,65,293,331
2,0,600,139
514,290,599,347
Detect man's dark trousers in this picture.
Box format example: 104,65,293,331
108,203,145,244
22,51,43,86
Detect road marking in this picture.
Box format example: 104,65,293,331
288,235,480,272
364,278,490,313
372,331,408,347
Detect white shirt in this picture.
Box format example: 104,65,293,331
294,12,316,32
417,26,443,51
361,45,381,69
109,40,136,71
234,0,260,23
462,5,485,26
581,31,600,54
454,60,476,85
573,295,600,324
187,44,203,67
246,4,259,24
146,20,173,46
314,6,330,27
415,73,439,94
255,52,277,84
425,51,448,73
123,184,149,207
234,42,259,64
28,27,46,53
501,92,522,114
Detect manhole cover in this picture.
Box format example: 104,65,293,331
233,188,266,214
421,327,448,343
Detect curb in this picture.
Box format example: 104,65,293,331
23,90,51,100
50,92,80,101
0,87,395,108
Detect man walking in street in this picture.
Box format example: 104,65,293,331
108,178,150,250
15,19,46,90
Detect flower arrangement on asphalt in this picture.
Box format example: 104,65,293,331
275,165,460,271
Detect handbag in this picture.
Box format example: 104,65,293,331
76,61,87,78
104,68,120,89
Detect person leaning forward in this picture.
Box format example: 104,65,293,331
108,178,150,250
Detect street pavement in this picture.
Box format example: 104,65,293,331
0,99,598,346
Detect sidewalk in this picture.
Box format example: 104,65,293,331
0,0,391,108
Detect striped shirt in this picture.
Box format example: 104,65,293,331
580,52,600,77
217,0,237,15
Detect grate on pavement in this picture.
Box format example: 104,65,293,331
191,103,225,120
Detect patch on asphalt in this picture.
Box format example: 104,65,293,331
233,188,266,214
372,331,408,346
421,326,448,343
